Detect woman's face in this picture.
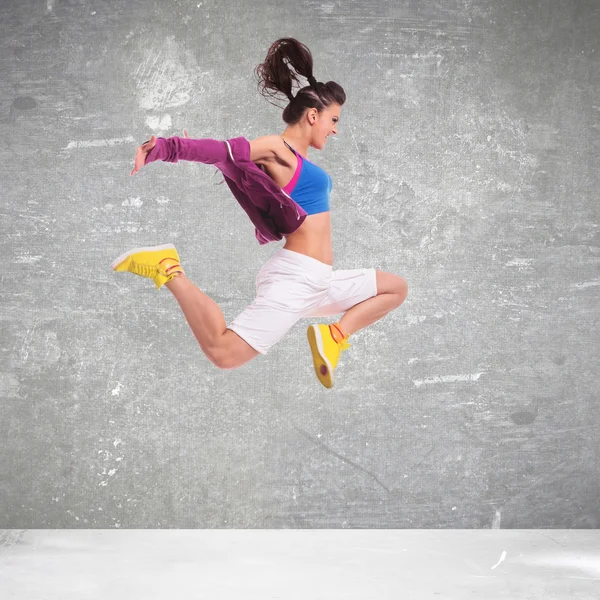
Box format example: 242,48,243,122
310,104,341,149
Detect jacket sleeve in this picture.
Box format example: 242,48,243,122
144,136,228,166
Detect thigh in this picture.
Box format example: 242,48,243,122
228,294,303,355
306,267,378,318
228,274,326,355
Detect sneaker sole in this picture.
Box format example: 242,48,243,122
307,325,334,388
110,243,177,270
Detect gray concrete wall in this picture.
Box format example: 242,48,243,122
1,0,598,527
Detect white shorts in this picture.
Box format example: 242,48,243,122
227,248,378,355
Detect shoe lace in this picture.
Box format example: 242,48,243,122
339,339,351,351
130,261,157,278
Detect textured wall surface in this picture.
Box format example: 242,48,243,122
1,0,599,528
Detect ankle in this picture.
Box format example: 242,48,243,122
165,271,186,290
329,322,349,343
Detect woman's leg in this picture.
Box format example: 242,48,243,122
338,271,408,336
165,274,260,369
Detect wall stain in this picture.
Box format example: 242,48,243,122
12,96,37,110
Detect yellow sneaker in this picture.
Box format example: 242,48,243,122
111,244,184,290
307,324,351,389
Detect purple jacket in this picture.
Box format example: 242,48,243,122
145,136,308,244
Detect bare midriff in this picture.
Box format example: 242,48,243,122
255,149,334,266
283,211,333,265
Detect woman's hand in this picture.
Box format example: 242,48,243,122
130,135,157,176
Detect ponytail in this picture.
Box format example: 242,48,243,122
254,37,346,124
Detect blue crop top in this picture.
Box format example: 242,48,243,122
281,140,331,215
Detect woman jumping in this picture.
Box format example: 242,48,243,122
111,37,408,388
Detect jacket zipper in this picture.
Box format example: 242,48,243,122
224,140,235,162
281,189,301,219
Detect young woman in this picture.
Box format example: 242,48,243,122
112,38,408,388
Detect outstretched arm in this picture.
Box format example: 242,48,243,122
130,131,229,175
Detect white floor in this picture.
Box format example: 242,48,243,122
1,530,599,599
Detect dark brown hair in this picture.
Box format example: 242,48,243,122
254,37,346,124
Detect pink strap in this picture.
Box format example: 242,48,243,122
282,153,303,194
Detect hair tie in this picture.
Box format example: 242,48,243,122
308,75,317,87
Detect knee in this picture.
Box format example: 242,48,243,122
204,345,232,370
394,275,408,304
209,346,251,370
376,270,408,303
211,352,240,370
398,277,408,304
207,331,260,370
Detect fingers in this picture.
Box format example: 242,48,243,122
183,129,189,138
131,135,157,175
130,150,143,176
130,159,142,176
